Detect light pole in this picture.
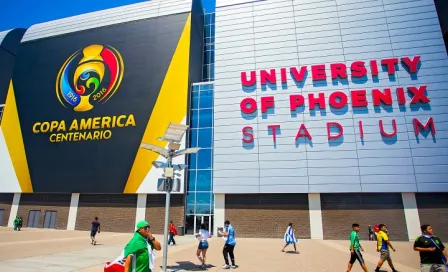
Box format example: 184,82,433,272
140,123,200,272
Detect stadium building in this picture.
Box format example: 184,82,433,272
0,0,448,241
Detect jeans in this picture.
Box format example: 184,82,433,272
168,233,176,245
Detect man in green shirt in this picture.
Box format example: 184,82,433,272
13,216,19,231
347,223,369,272
124,220,161,272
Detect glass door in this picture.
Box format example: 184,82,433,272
194,215,212,234
0,209,4,226
27,210,41,228
185,215,194,235
43,211,57,229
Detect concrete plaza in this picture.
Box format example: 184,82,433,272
0,228,421,271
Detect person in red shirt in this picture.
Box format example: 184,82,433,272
168,221,178,246
373,224,380,241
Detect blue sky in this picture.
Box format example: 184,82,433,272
0,0,215,32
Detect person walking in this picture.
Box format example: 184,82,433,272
347,223,369,272
374,224,380,241
369,225,375,241
282,223,299,253
375,224,399,272
414,224,448,272
13,216,19,231
168,221,178,246
195,223,212,269
18,217,23,231
104,221,161,272
124,221,161,272
220,220,236,269
91,216,100,245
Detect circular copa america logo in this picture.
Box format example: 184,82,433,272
56,44,124,112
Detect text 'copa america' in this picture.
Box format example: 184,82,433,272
32,114,136,142
239,56,436,144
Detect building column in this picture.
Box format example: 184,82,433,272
214,193,225,235
308,193,324,240
67,193,80,230
8,193,21,227
135,194,147,228
402,192,421,241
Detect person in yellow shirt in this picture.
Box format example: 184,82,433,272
375,224,399,272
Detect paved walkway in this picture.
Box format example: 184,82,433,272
0,228,420,271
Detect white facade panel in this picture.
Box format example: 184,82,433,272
22,0,193,42
0,30,11,43
259,184,309,193
0,128,22,192
213,0,448,193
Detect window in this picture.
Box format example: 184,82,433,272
191,110,199,128
188,153,197,170
203,12,215,82
210,51,215,64
197,148,212,169
187,170,196,191
198,128,212,148
205,14,211,25
205,25,211,37
196,170,212,191
27,210,41,228
199,89,213,108
186,204,195,214
210,65,215,81
189,83,214,216
202,84,212,92
196,192,212,205
191,91,199,109
203,66,209,81
0,209,4,226
195,205,212,214
186,192,195,204
203,50,209,64
43,210,57,229
189,129,198,148
199,109,213,128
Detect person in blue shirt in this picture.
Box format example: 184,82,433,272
220,220,236,269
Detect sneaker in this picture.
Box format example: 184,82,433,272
231,265,237,269
222,264,230,269
94,241,97,245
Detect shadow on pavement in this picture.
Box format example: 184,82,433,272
165,261,217,271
